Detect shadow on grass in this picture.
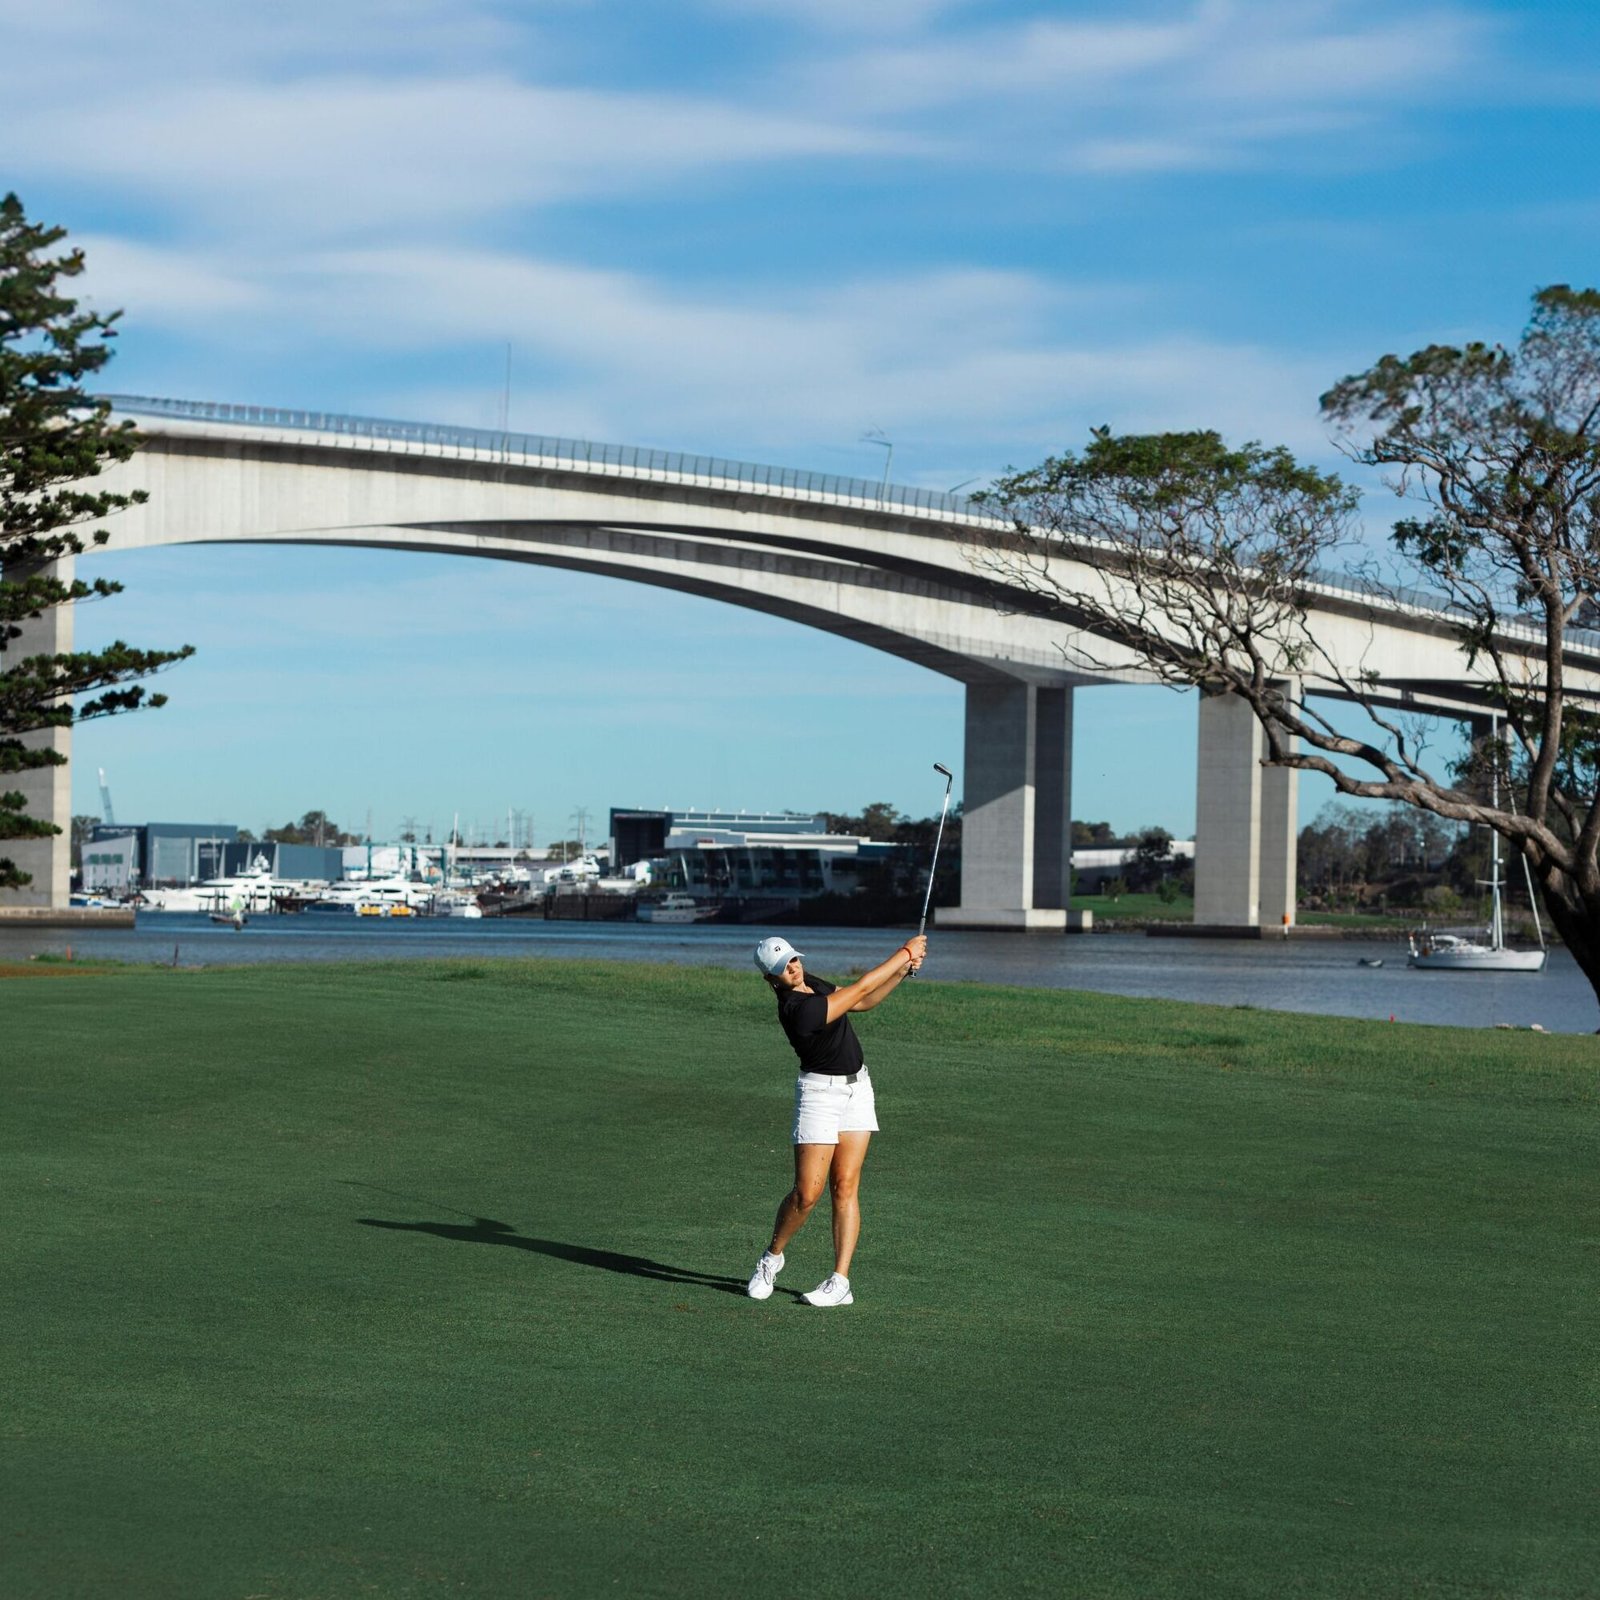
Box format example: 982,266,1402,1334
356,1213,789,1298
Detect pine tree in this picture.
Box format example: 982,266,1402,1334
0,192,192,890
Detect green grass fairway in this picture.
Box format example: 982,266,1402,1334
5,960,1597,1598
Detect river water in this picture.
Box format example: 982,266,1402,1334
4,913,1593,1034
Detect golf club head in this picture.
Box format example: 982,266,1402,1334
933,762,953,779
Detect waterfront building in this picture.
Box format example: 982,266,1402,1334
85,822,344,889
609,806,910,902
81,829,140,895
337,843,556,884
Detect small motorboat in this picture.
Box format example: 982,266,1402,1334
1357,957,1384,968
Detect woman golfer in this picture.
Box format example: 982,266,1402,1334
746,931,928,1307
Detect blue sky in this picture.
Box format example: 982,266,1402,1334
5,0,1599,844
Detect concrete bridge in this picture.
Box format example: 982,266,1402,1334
8,396,1594,923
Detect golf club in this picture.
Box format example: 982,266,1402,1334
911,762,955,974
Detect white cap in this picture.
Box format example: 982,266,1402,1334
754,935,804,976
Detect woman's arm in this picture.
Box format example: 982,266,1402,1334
823,935,928,1023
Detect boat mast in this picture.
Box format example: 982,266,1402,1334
1497,713,1549,954
1521,849,1548,952
1489,714,1503,952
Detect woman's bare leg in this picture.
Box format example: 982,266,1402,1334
828,1131,872,1278
768,1142,833,1256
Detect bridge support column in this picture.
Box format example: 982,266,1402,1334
0,555,74,909
1192,688,1297,931
937,680,1088,932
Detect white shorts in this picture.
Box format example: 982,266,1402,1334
792,1067,879,1145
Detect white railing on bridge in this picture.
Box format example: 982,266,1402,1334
102,393,994,524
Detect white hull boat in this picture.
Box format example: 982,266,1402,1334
1407,932,1546,972
637,892,717,924
137,855,323,914
1409,731,1547,973
310,876,434,915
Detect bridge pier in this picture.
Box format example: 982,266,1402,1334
0,555,74,909
938,680,1088,931
1192,688,1297,931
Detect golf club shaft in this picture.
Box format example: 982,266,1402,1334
915,767,954,960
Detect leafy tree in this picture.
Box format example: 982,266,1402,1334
0,193,192,892
893,803,961,904
1296,800,1464,909
824,801,901,839
1127,825,1174,891
1297,803,1365,896
978,287,1600,1010
264,810,357,847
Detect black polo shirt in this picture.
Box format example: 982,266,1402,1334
775,976,865,1076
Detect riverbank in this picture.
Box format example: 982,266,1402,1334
0,905,136,927
6,959,1594,1598
4,913,1590,1031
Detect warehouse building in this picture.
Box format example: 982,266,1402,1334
85,822,344,890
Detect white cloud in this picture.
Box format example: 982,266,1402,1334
7,76,906,241
820,14,1202,112
0,0,1501,248
8,1,1487,485
0,0,530,79
77,236,267,320
701,0,967,33
802,1,1496,172
79,233,1335,467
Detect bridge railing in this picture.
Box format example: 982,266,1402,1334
100,393,996,525
100,393,1600,656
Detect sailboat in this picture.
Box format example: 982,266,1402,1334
1408,722,1548,972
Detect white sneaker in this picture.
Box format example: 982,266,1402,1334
802,1273,853,1307
747,1250,784,1300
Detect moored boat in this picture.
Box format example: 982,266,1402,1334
636,892,717,924
136,855,324,914
1408,732,1547,973
1407,930,1546,971
310,876,433,915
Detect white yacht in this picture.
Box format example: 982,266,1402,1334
136,855,323,914
310,876,435,915
1409,742,1547,972
1407,928,1546,972
637,892,718,924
